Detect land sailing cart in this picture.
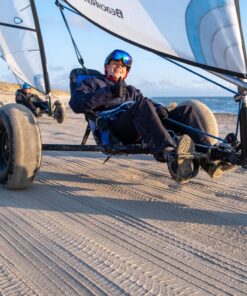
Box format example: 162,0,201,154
0,0,246,189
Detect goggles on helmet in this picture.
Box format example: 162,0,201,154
105,50,132,69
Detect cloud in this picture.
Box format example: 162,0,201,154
135,79,175,90
67,14,88,28
189,78,234,92
50,72,70,91
40,15,56,27
131,76,233,97
49,65,64,71
133,78,185,95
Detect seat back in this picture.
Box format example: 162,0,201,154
70,68,134,146
69,68,103,93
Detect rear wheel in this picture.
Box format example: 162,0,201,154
178,100,218,145
0,104,42,189
167,100,218,183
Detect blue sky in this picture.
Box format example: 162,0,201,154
1,1,247,97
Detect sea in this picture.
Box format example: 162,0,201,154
151,96,239,114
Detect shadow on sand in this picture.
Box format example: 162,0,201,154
0,169,246,228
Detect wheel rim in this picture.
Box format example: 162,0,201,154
0,127,10,169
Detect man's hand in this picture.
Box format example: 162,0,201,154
157,106,169,120
110,77,127,98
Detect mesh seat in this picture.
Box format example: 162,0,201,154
69,68,103,93
90,101,136,145
70,67,132,146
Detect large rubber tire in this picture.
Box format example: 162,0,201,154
0,104,42,189
178,100,218,145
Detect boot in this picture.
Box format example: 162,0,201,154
167,135,195,183
200,159,234,179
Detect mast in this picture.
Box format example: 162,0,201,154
30,0,51,95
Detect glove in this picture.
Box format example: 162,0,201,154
110,77,127,98
157,106,169,120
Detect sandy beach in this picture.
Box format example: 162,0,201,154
0,89,246,295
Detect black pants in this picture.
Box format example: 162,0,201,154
110,98,210,159
33,101,49,112
17,100,49,114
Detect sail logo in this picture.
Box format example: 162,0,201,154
84,0,123,18
14,17,23,24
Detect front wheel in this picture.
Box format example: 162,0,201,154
0,104,42,189
53,100,66,124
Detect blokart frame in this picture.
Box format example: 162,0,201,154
0,86,246,190
42,86,247,169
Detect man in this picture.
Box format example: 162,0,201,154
16,83,49,117
69,49,231,182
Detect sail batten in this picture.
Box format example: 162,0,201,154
0,22,36,31
63,0,247,78
0,0,50,94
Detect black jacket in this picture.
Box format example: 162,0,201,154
15,89,43,112
69,75,159,119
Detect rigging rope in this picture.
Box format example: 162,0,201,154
165,117,225,142
55,0,85,68
162,57,238,95
160,58,240,142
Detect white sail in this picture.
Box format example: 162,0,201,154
0,0,49,93
64,0,247,78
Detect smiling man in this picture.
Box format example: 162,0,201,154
69,49,227,182
105,58,129,82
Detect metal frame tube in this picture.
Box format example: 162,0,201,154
209,71,247,90
42,144,150,154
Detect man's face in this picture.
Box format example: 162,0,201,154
23,88,31,94
105,59,128,81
